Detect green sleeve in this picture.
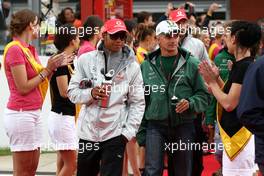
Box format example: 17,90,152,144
136,63,149,146
204,54,221,125
188,60,211,113
136,91,149,146
205,96,217,125
136,115,147,146
214,50,235,82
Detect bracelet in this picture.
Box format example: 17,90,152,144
45,68,53,74
39,72,46,81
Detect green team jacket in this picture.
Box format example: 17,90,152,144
136,48,211,146
205,48,236,125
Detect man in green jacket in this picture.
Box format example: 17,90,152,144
136,20,210,176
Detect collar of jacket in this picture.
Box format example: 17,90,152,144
97,41,136,76
146,47,191,78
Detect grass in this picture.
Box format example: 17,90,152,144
0,147,11,156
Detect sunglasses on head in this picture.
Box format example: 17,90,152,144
109,32,127,41
163,30,179,39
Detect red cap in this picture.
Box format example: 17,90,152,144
101,19,128,34
169,9,188,23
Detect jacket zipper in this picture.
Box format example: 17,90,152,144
148,59,184,127
148,61,173,126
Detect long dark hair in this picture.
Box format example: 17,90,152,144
81,15,103,41
54,23,78,52
57,7,74,26
230,21,262,57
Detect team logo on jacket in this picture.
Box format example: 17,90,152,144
177,68,185,75
114,72,125,82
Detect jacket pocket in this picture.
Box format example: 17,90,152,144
146,94,169,120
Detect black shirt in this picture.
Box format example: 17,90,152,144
50,64,75,116
220,57,254,137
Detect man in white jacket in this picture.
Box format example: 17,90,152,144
68,19,145,176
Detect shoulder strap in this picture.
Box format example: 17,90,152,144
3,40,49,103
68,64,74,75
3,41,20,69
3,40,43,73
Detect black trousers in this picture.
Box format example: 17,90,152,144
77,135,127,176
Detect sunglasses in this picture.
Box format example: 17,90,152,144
109,32,127,41
163,30,179,39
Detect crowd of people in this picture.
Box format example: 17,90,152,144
1,1,264,176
